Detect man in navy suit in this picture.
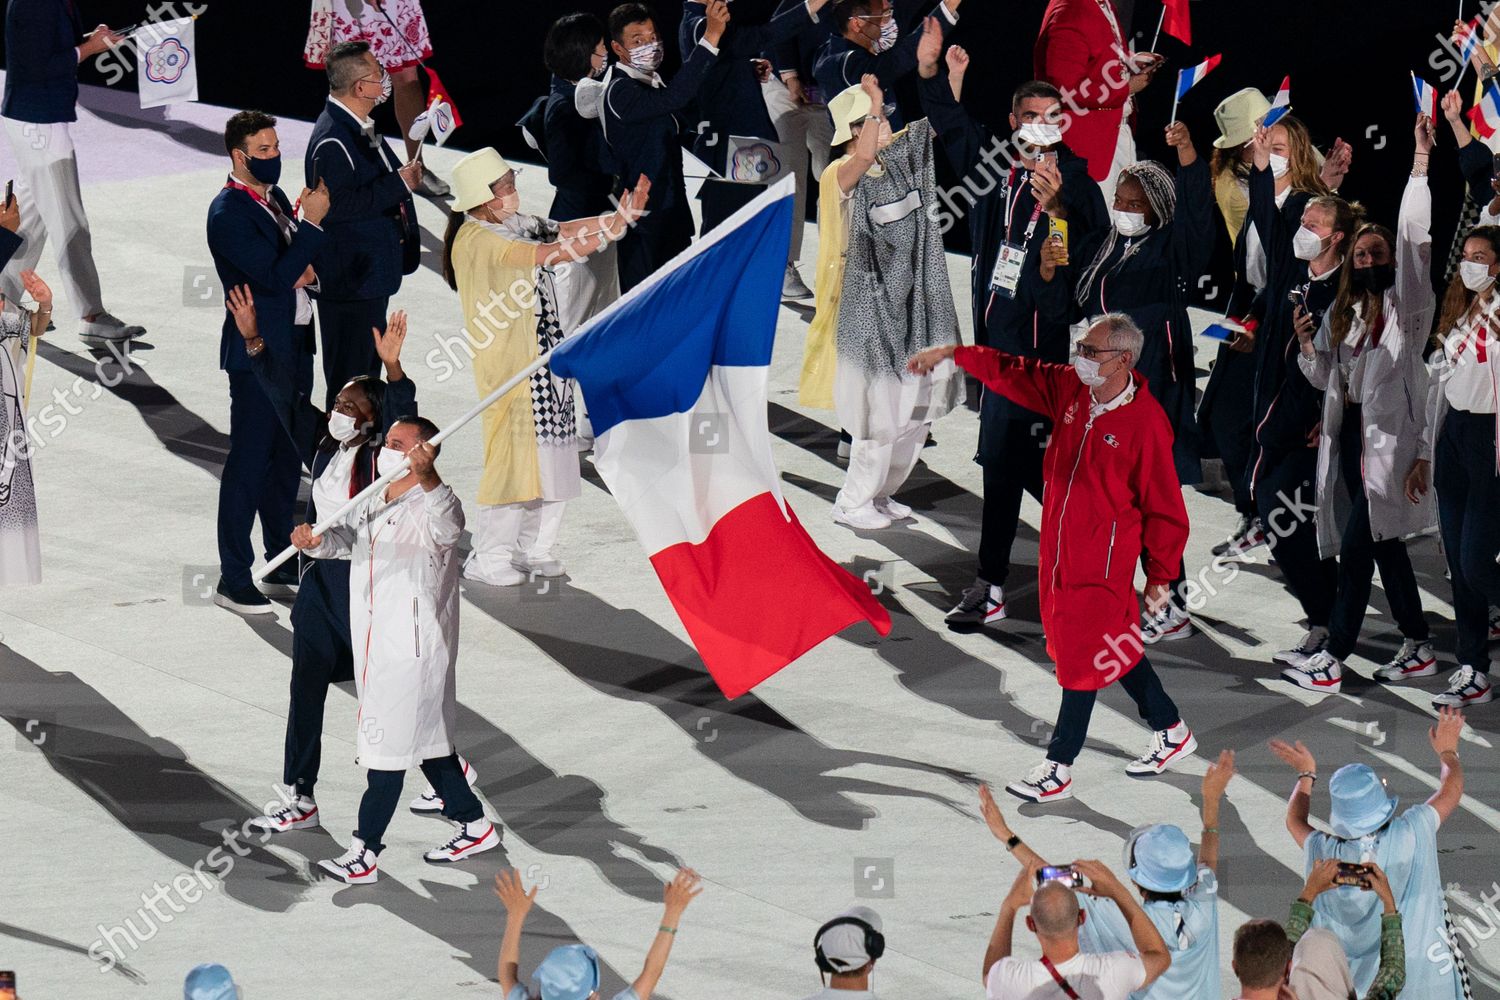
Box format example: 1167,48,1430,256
305,41,422,411
0,0,144,343
207,111,330,615
602,1,727,292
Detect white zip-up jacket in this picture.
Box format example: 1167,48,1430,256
306,482,465,771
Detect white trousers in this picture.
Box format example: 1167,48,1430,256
760,78,833,266
836,422,928,511
0,117,105,318
465,500,566,580
1098,116,1138,209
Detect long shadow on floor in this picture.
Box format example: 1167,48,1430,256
460,579,974,830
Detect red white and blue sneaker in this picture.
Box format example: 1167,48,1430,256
1282,649,1344,694
1274,626,1330,667
318,837,379,885
1006,760,1073,803
423,819,501,864
1142,605,1196,644
409,757,479,815
945,579,1007,627
1373,639,1438,682
248,793,319,833
1126,721,1198,776
1432,665,1494,708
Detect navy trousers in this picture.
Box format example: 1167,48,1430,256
357,756,483,855
1255,446,1338,627
1435,409,1500,671
1047,655,1180,766
617,205,693,293
218,362,306,591
316,297,386,412
977,423,1046,587
285,558,354,796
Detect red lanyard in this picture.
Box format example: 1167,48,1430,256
1040,956,1082,1000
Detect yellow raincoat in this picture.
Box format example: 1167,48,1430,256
798,155,853,409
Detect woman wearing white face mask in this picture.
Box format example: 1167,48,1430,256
1060,121,1214,642
440,148,648,586
1404,224,1500,709
1280,116,1439,697
222,287,479,833
1201,106,1343,562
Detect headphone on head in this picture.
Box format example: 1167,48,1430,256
813,916,885,975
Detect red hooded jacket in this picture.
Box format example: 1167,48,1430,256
956,346,1189,690
1034,0,1133,184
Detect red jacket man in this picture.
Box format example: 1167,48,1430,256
910,314,1195,804
1033,0,1156,185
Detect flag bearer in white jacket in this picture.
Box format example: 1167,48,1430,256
291,416,500,884
1281,115,1439,696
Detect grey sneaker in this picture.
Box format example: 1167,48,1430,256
782,263,814,302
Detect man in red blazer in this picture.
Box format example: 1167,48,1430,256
909,314,1196,804
1033,0,1160,198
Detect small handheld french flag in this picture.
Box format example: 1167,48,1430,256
1412,72,1438,119
1470,82,1500,139
1459,16,1486,69
1261,76,1291,128
1175,54,1223,101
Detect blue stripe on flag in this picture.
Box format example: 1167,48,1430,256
549,183,794,437
1176,67,1195,100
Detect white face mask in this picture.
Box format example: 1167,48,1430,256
1112,209,1149,238
1460,259,1496,292
628,41,663,72
873,17,898,52
1073,354,1107,386
377,445,408,478
1017,122,1063,148
1292,225,1327,261
1268,153,1290,179
327,410,360,443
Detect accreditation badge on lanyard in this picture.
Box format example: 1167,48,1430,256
989,169,1043,299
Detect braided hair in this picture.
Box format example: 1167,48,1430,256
1075,160,1178,308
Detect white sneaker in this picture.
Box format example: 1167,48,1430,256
78,311,144,342
836,437,852,462
1126,721,1198,776
512,553,565,578
248,794,319,833
782,263,814,302
423,819,501,864
318,837,379,885
1142,604,1196,644
874,496,912,520
1274,626,1330,667
945,579,1006,626
409,758,479,814
462,556,527,586
832,504,892,530
1006,760,1073,803
1373,639,1438,682
1432,665,1494,707
1282,649,1344,694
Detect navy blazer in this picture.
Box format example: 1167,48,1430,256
813,0,955,133
304,99,417,301
0,229,20,271
677,0,813,174
206,183,326,372
2,0,83,124
544,77,615,221
601,41,719,217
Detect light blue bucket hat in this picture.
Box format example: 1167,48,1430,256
533,944,600,1000
1329,763,1398,839
1125,824,1197,893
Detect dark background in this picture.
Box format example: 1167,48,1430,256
0,0,1484,300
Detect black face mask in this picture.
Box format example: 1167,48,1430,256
1350,263,1396,295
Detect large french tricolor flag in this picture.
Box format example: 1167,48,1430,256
548,178,892,698
1175,54,1222,101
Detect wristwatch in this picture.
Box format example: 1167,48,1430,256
1005,835,1021,852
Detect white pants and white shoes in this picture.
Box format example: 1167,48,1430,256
834,424,926,532
409,757,479,815
318,837,379,885
0,117,141,341
464,500,567,586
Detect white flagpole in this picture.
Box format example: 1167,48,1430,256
1169,78,1182,126
1149,5,1167,51
252,351,552,582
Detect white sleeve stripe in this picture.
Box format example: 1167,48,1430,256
312,136,355,172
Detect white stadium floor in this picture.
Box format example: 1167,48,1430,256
2,81,1499,999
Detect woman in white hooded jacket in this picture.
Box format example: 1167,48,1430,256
1280,116,1437,696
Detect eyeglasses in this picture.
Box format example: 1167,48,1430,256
853,11,894,22
1077,344,1125,360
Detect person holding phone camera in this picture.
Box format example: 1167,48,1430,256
1270,706,1467,999
1284,859,1406,1000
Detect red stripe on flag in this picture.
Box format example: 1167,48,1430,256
1470,103,1496,140
648,493,892,699
1163,0,1190,44
423,66,463,128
